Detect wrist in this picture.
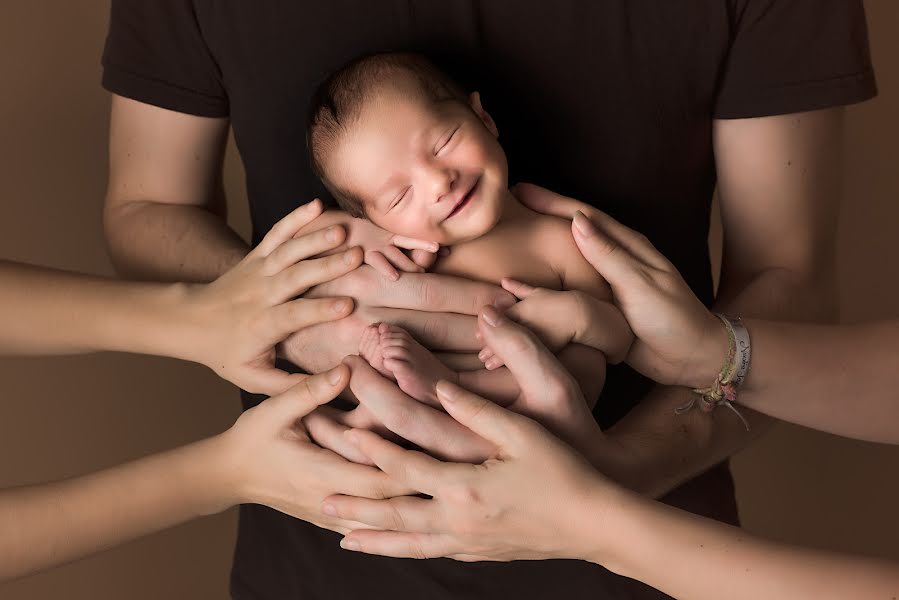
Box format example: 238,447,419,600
570,475,637,568
162,434,241,518
188,433,245,515
681,312,730,389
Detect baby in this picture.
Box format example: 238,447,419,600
305,52,631,408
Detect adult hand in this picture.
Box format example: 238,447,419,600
307,306,605,470
212,365,412,534
179,200,364,395
514,183,727,388
478,278,633,369
281,269,516,375
319,319,626,562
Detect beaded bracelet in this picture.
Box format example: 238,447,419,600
675,314,751,430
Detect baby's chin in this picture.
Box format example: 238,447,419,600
440,199,504,245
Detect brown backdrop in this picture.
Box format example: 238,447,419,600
0,2,896,598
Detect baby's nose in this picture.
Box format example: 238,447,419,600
431,168,457,201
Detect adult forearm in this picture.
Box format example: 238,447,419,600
0,261,199,359
104,201,248,282
591,487,899,600
0,436,231,581
736,319,899,444
601,268,832,496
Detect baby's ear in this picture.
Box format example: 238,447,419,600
469,91,499,138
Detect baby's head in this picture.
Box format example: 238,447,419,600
307,52,508,245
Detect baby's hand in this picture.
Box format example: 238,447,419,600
340,216,439,280
365,234,441,281
478,278,633,369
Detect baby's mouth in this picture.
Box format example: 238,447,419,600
445,177,480,220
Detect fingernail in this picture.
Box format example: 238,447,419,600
343,429,360,446
328,367,343,385
390,272,399,281
478,348,488,360
475,330,482,341
332,299,350,314
344,248,358,264
326,226,339,242
341,538,360,551
492,293,516,310
429,242,439,252
435,380,459,402
482,306,504,327
573,211,596,237
322,503,337,516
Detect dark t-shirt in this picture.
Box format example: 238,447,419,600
102,2,876,599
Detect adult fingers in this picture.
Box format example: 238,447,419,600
364,250,400,281
375,272,516,314
390,235,439,253
275,247,363,301
322,495,435,533
570,213,652,298
344,356,496,462
434,380,532,453
238,367,306,397
572,210,670,271
327,454,417,499
434,351,484,372
254,199,324,256
303,408,375,466
340,530,456,560
262,297,354,342
264,225,346,274
511,183,593,220
476,306,580,403
265,365,349,420
410,248,439,270
345,429,444,497
500,278,537,300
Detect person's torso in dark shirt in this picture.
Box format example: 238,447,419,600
101,2,876,598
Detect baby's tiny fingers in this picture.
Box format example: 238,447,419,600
391,235,439,253
500,278,537,300
365,250,400,281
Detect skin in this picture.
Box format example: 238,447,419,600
103,79,845,502
319,218,899,597
0,206,417,581
318,77,620,411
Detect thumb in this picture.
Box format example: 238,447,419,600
571,211,645,293
266,364,349,421
435,380,531,453
410,248,438,269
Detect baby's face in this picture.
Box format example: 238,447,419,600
326,86,508,245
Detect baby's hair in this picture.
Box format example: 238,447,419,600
307,52,468,217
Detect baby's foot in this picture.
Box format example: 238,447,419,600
358,323,392,378
377,324,458,406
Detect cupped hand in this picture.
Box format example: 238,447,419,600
514,183,726,388
180,200,365,395
213,365,414,534
320,375,618,563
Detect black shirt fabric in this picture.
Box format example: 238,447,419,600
102,2,876,599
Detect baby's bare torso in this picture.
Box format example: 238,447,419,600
433,206,569,291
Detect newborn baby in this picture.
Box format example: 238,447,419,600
305,52,630,408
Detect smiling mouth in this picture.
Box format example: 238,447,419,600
446,178,480,220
